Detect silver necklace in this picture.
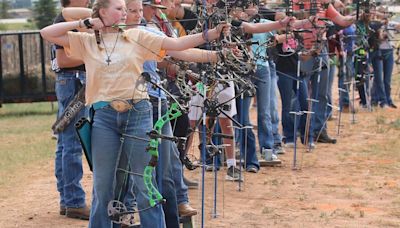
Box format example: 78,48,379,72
100,31,120,65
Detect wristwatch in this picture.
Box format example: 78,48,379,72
83,19,93,29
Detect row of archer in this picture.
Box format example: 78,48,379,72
147,1,400,226
43,0,399,227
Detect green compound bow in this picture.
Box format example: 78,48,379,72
144,102,183,207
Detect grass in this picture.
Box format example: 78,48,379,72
390,118,400,130
0,102,57,117
331,208,355,219
0,22,37,31
375,114,386,125
373,219,400,227
262,207,274,214
0,102,57,186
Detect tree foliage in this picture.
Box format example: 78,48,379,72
0,0,10,19
33,0,57,29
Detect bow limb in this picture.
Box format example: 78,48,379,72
144,102,183,206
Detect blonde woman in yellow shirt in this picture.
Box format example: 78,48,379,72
40,0,229,226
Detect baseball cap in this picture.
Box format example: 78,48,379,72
142,0,167,9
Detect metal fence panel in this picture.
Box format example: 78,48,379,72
0,31,57,105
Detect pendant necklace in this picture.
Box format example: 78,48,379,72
100,31,120,65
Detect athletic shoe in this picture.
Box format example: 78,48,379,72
225,166,243,182
273,143,285,154
246,165,259,173
285,142,295,148
205,165,219,172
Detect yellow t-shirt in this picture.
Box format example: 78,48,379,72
66,28,166,105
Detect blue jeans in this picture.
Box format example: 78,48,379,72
89,100,165,228
171,142,189,206
381,49,394,105
339,53,352,108
327,58,337,118
55,71,86,209
268,61,283,146
236,95,259,169
253,64,273,151
277,71,312,143
370,50,385,105
301,51,330,133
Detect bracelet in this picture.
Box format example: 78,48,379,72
83,19,93,29
78,19,83,28
202,30,209,42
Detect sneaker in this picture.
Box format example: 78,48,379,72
389,103,397,109
183,176,199,189
205,165,219,172
66,206,90,220
262,148,280,161
284,142,295,148
225,166,243,182
306,142,316,150
270,154,280,161
261,148,273,160
181,156,198,171
273,144,285,155
246,165,259,173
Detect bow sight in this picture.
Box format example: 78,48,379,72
355,0,371,21
225,0,259,9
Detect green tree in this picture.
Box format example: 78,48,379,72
0,0,10,19
33,0,57,29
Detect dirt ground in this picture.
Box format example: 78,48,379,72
1,82,400,227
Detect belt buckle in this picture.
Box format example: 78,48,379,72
110,99,132,112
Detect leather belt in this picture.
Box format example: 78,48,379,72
92,99,147,113
110,99,133,113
